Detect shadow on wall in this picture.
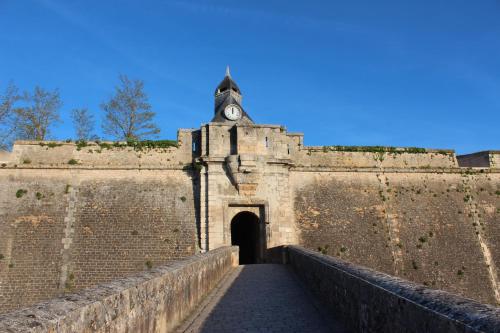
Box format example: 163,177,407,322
457,151,491,167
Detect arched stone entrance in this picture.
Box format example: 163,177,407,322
230,211,261,264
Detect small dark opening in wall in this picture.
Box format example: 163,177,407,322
230,126,237,155
287,144,290,154
265,137,269,148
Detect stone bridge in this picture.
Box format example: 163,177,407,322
0,246,499,333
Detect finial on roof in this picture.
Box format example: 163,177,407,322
225,65,231,78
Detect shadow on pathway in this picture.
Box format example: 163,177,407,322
187,264,346,333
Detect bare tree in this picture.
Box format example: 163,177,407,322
101,75,160,141
71,108,95,141
0,83,21,149
0,84,17,123
13,86,62,140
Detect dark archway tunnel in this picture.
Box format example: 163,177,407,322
230,211,260,264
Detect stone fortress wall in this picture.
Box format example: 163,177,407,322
292,170,500,305
286,137,500,305
0,133,199,313
0,123,499,313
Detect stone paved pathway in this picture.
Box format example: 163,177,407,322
177,264,346,333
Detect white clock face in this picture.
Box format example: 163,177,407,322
224,104,242,120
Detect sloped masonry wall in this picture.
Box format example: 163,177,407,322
0,168,198,313
292,170,500,305
287,246,500,333
0,247,239,333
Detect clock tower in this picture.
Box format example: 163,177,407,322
212,67,253,124
196,67,300,257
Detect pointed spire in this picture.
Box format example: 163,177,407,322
215,65,241,95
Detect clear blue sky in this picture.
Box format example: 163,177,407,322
1,1,499,154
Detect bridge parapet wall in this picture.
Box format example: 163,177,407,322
0,246,239,333
287,245,500,333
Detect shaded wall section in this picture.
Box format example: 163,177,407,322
457,151,491,167
0,169,198,313
292,170,500,305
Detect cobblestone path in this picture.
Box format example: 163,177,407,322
177,264,346,333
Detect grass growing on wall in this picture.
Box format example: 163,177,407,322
15,189,27,198
39,142,63,148
96,139,178,151
35,139,180,151
317,145,451,155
